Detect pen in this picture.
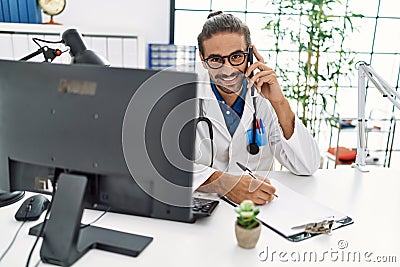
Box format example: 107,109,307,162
256,118,261,133
236,162,278,198
259,118,264,133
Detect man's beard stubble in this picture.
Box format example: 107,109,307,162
214,71,245,95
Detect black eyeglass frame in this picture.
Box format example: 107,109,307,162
203,51,249,69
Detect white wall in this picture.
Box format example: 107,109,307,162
52,0,170,44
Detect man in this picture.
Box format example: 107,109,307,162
193,11,320,205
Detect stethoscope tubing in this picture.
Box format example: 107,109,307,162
196,84,260,167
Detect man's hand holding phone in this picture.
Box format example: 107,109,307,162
246,45,284,105
246,45,295,139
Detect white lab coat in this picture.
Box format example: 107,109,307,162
192,71,320,190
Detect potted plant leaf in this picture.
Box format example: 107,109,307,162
234,200,261,249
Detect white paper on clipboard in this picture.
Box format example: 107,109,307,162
256,179,351,239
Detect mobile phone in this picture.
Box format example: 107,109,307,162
248,47,254,78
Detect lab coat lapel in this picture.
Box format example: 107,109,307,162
197,82,232,141
232,86,255,140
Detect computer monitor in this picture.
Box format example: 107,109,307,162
0,59,198,265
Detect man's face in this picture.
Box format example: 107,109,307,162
200,32,248,94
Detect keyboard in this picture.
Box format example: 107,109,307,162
192,197,219,218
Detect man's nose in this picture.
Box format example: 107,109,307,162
222,57,234,68
220,61,237,74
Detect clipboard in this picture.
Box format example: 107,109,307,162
222,179,353,242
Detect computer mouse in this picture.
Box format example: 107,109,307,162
15,194,50,221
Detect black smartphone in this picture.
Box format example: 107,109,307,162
248,46,254,78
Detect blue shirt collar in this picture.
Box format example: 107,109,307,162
210,79,247,118
210,79,247,136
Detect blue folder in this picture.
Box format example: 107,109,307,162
0,0,4,22
17,0,29,23
26,0,42,23
0,0,42,23
8,0,19,22
1,0,11,22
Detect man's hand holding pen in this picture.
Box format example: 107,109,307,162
219,162,276,205
237,162,278,198
199,170,277,205
225,174,276,205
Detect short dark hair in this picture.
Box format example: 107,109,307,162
197,11,252,55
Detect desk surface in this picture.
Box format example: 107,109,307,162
1,168,399,267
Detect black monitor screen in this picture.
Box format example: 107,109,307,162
0,59,198,223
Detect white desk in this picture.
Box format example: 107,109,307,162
1,168,399,266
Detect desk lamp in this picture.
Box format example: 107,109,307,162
62,28,109,66
19,28,109,66
352,62,400,172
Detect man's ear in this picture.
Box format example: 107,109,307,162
199,51,207,69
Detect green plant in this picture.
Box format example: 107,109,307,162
235,200,260,230
263,0,362,140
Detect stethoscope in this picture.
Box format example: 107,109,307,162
195,82,260,167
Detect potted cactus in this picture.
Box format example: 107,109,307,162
234,200,261,249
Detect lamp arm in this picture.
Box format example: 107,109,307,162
362,65,400,109
19,47,46,61
19,46,62,62
353,65,368,172
353,63,400,172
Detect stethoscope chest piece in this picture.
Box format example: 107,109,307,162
247,142,259,155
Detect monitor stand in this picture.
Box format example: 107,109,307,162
29,173,153,266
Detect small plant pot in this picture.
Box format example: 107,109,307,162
234,220,261,249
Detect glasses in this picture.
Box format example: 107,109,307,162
203,51,249,69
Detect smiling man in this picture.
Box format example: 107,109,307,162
193,11,320,205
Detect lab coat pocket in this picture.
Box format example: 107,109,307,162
246,127,267,147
